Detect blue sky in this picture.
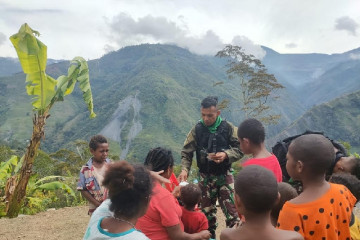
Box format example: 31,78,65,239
0,0,359,59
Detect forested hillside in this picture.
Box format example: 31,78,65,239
0,44,359,161
269,91,360,151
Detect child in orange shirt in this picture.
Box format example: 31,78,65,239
329,173,360,240
220,165,303,240
277,134,357,240
180,183,209,234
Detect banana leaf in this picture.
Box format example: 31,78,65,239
34,181,76,198
52,57,96,118
0,156,18,180
35,176,65,185
9,23,56,112
9,23,96,118
13,155,24,174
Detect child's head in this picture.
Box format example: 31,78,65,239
235,165,278,215
270,182,298,225
329,173,360,202
286,134,335,181
89,134,108,150
180,183,202,209
89,135,109,162
333,156,360,180
144,147,175,179
237,118,265,154
103,161,153,219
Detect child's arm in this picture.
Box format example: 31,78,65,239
220,228,234,240
80,190,101,207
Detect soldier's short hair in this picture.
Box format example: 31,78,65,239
235,165,278,214
180,183,202,208
201,96,218,108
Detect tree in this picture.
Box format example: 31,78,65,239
216,45,284,124
4,23,96,217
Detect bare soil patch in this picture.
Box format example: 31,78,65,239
0,206,226,240
0,206,89,240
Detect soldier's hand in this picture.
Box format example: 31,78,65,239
178,170,188,182
212,152,227,164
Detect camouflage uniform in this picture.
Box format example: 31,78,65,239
181,120,242,238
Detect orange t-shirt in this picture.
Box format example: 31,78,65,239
277,183,356,240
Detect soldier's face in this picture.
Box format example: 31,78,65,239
201,106,220,126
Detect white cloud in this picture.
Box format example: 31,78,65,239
0,32,6,46
335,16,359,36
231,35,266,59
0,0,359,59
285,43,297,49
106,13,267,57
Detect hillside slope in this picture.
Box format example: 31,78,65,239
0,44,302,161
269,91,360,150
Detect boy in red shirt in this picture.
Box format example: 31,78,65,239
237,118,282,182
180,183,209,234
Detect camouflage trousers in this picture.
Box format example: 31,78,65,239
199,171,240,238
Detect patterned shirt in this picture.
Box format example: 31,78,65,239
77,158,111,212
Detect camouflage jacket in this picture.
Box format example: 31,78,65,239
181,120,243,174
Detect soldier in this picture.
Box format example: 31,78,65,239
178,96,243,239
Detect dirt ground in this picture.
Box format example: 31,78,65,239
0,206,226,240
1,205,359,240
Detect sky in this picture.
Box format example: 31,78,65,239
0,0,359,60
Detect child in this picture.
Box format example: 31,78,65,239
329,173,360,240
270,182,298,226
237,118,282,182
220,165,303,240
77,135,111,215
277,134,357,240
332,156,360,180
180,183,209,234
84,161,152,239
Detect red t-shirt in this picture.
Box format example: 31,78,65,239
181,206,209,234
136,182,184,240
242,154,282,182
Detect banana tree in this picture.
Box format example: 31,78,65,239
1,156,75,216
4,23,96,217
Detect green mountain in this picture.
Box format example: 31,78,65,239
262,46,360,107
268,91,360,151
302,59,360,107
0,44,302,162
0,57,64,77
0,57,22,77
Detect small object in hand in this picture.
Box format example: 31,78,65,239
179,181,189,187
207,152,216,160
